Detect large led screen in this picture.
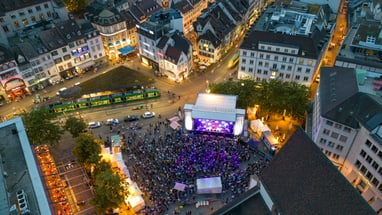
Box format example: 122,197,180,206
193,118,234,134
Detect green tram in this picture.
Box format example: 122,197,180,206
45,88,160,114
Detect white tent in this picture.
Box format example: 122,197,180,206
196,177,222,194
170,121,181,130
250,119,270,136
126,195,145,212
173,182,186,192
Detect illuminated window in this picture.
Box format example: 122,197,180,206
14,21,19,28
39,14,44,20
31,16,36,22
307,60,313,65
22,19,28,25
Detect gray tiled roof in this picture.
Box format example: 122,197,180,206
260,127,376,215
240,30,320,59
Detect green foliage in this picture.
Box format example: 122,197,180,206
72,133,101,167
64,116,87,137
62,0,88,13
90,165,126,213
210,79,310,121
21,109,63,146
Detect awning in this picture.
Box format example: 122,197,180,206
77,61,95,70
115,41,121,45
118,46,135,55
108,43,114,47
170,121,181,130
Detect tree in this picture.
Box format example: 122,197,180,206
210,79,310,122
21,109,63,146
72,133,101,171
62,0,88,13
64,115,87,138
90,167,126,213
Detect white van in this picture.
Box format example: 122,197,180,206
56,87,67,96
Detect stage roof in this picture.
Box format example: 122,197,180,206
191,93,240,121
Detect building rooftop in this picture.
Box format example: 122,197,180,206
0,117,51,215
0,0,49,14
240,30,320,59
38,28,66,51
260,127,375,215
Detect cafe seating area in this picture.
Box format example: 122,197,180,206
34,145,72,215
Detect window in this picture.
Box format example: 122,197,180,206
279,73,284,78
250,52,255,57
305,68,311,73
339,135,348,142
281,65,285,70
260,46,265,50
264,62,269,67
366,155,372,164
2,26,8,32
371,145,378,154
51,51,58,56
54,58,62,64
63,55,71,61
31,16,36,22
323,129,330,135
248,68,253,73
331,132,339,139
360,166,367,174
325,150,332,156
344,127,351,133
286,74,291,79
19,12,25,16
299,59,304,64
291,50,296,54
365,140,372,148
355,160,361,168
257,69,262,74
297,67,302,72
263,70,268,75
334,124,342,129
242,51,247,56
326,120,333,126
249,60,254,65
11,15,16,19
36,6,41,11
28,9,33,14
284,49,288,53
332,153,339,160
22,19,28,25
320,138,327,145
303,77,309,81
328,141,335,148
307,60,313,65
241,59,246,64
372,161,379,170
259,54,264,59
287,66,292,71
360,150,366,158
14,21,19,28
372,178,379,187
336,144,344,151
44,3,49,9
366,172,373,180
378,151,382,160
274,56,278,61
295,75,300,80
240,66,245,71
289,57,294,63
266,55,270,60
379,167,382,176
62,47,67,53
282,57,287,62
272,64,277,69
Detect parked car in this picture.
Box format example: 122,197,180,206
56,87,67,96
124,115,139,122
142,112,155,119
88,122,101,129
106,118,119,125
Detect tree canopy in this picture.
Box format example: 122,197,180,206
210,79,310,121
72,133,101,169
91,163,126,213
62,0,88,13
64,115,87,138
21,109,63,146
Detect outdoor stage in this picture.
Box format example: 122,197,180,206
183,93,245,136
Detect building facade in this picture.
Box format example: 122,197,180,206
312,67,382,213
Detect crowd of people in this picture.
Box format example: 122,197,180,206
121,119,269,214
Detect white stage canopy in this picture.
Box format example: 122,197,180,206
192,93,238,121
196,177,222,194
